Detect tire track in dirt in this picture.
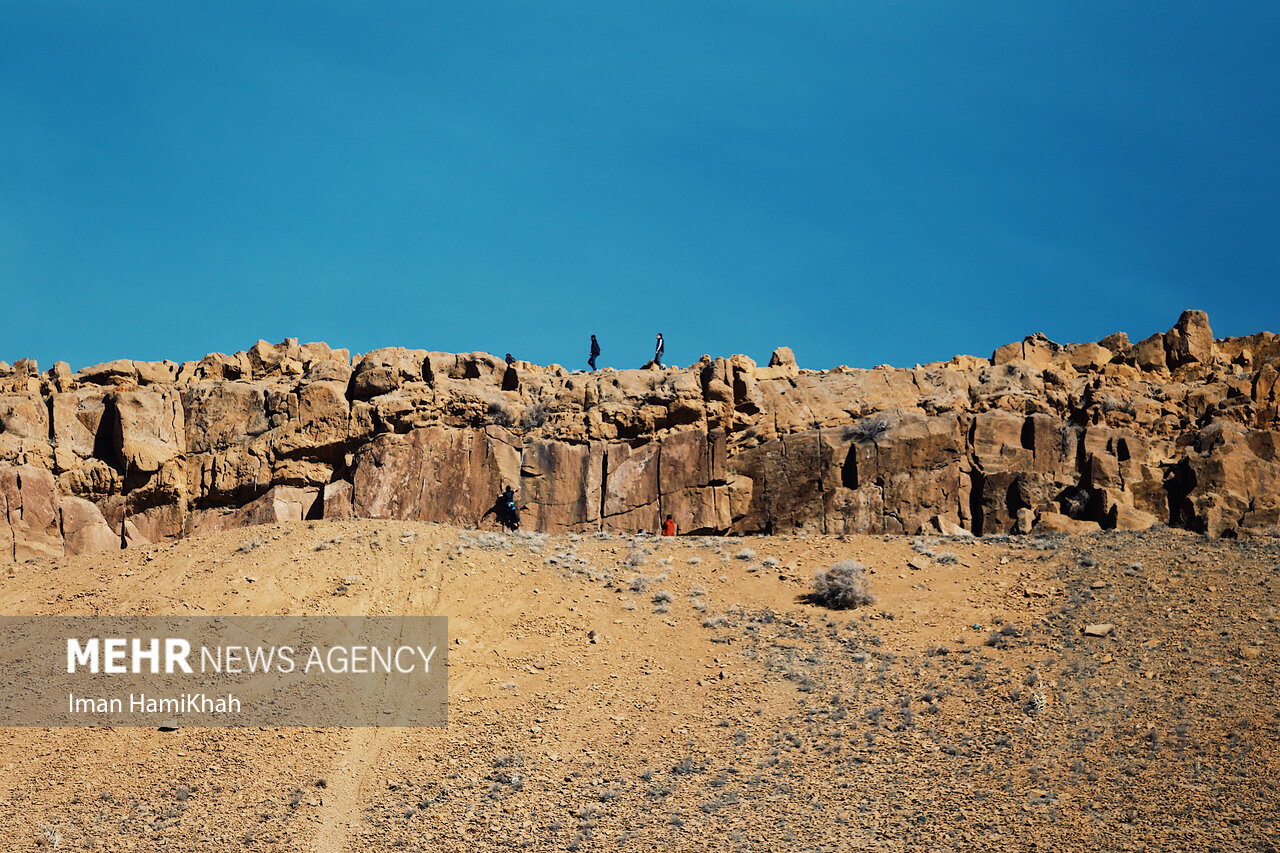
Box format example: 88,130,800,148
303,530,445,853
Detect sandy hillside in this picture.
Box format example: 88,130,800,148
0,520,1277,851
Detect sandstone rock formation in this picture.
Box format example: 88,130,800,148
3,310,1279,560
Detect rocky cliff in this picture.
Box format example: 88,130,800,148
3,310,1279,561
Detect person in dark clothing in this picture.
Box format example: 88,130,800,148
654,333,664,368
482,484,520,531
501,354,519,390
588,335,601,370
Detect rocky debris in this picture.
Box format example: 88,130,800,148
1,311,1279,559
2,523,1279,849
1034,512,1102,535
1082,623,1116,637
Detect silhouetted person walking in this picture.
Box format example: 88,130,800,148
654,333,664,368
588,334,601,370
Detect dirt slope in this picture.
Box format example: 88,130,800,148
0,521,1276,851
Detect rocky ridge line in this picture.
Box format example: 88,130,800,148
2,309,1278,561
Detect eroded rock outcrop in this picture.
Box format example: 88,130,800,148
2,313,1279,560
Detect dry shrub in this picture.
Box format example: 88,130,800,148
810,559,875,609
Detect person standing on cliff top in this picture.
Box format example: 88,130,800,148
654,332,664,368
588,335,601,370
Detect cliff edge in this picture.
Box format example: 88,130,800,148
3,309,1279,561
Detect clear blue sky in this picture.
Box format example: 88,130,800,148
3,2,1277,372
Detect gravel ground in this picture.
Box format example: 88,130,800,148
0,523,1276,851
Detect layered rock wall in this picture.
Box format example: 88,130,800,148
3,310,1279,560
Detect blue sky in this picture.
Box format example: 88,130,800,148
3,1,1277,372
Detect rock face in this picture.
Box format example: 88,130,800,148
2,315,1280,560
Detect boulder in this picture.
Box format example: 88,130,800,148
0,393,51,464
186,446,272,505
190,486,319,536
246,339,300,376
970,410,1031,470
930,515,973,538
1098,332,1130,354
700,358,734,406
1034,511,1101,535
350,348,428,398
991,333,1061,367
300,342,345,365
1015,507,1036,534
1164,309,1215,367
182,382,270,453
109,389,185,474
285,380,354,455
49,361,73,392
322,480,354,519
1254,363,1279,404
1066,342,1113,372
50,390,110,471
1111,503,1158,531
1133,333,1168,372
76,359,139,385
60,496,119,555
757,347,799,380
0,465,62,561
305,359,353,383
970,363,1046,406
190,351,252,381
58,458,121,500
768,347,797,368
